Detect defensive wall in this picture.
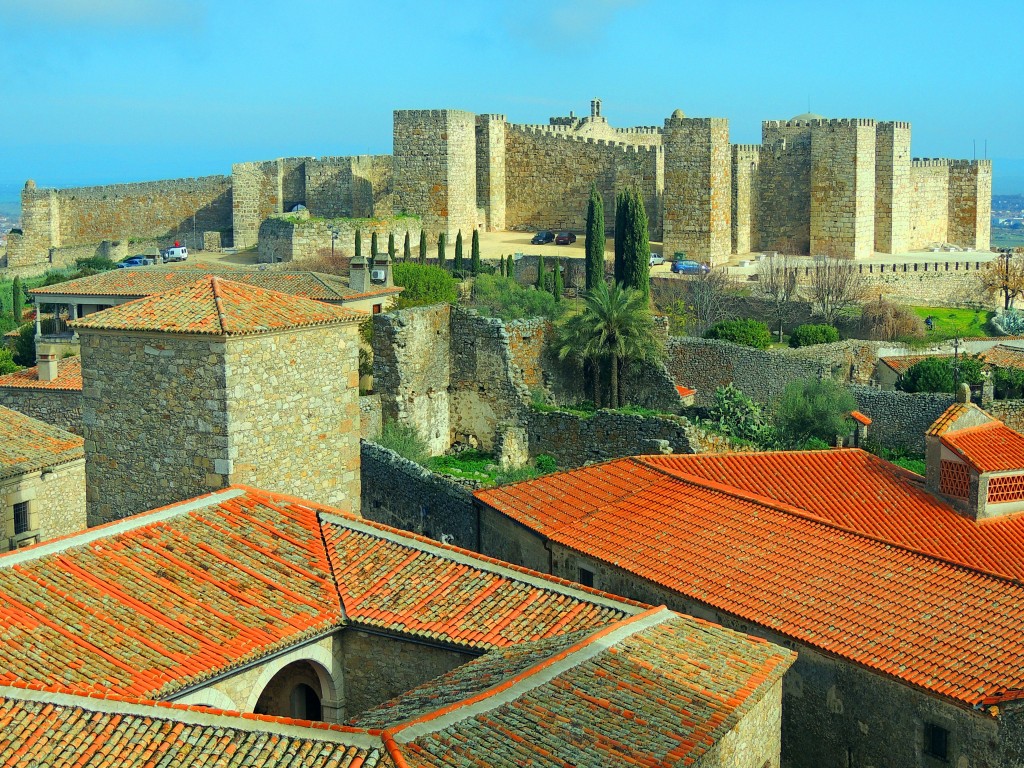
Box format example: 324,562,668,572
257,213,420,263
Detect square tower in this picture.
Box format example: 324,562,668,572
72,276,363,525
393,110,478,241
810,119,877,259
758,119,814,255
874,121,912,254
949,160,992,251
476,114,507,231
731,145,761,255
662,113,731,264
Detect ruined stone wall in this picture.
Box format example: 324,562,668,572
504,126,662,238
476,114,507,231
503,318,547,391
4,184,57,269
809,119,877,259
663,116,731,263
393,110,477,240
0,388,82,435
232,160,281,250
949,159,992,251
359,395,382,441
258,214,421,263
757,121,813,255
909,160,950,248
874,121,912,254
360,441,476,549
731,145,760,255
225,324,361,515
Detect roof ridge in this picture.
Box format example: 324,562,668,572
385,607,674,742
209,275,229,334
630,457,1024,587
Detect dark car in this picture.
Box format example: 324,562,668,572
555,231,577,245
115,256,151,269
531,230,555,245
671,259,710,275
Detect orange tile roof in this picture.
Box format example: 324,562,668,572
0,356,82,392
927,402,973,436
0,405,83,479
879,354,946,375
477,456,1024,706
850,410,871,425
942,421,1024,473
981,344,1024,370
675,384,696,397
69,276,364,335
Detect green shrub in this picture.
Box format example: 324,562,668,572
73,256,117,272
13,324,35,367
994,366,1024,399
708,384,776,446
469,274,565,321
0,348,19,375
775,378,857,447
377,420,430,465
704,318,772,349
789,323,839,347
535,454,557,473
1000,310,1024,334
898,356,985,393
392,262,458,309
0,313,19,335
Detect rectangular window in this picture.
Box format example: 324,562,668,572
578,567,594,588
372,304,382,314
13,502,29,535
924,722,949,761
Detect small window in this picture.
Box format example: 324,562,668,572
924,722,949,761
13,502,29,535
578,567,594,588
372,304,382,314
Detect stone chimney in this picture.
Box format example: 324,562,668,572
371,251,394,288
350,253,368,292
36,344,58,382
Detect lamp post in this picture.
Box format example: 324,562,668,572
952,335,962,390
1002,248,1014,311
329,226,340,258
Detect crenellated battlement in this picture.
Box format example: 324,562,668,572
478,113,507,122
507,123,661,154
763,119,816,129
809,118,877,128
732,144,763,155
612,126,663,135
878,120,912,130
394,109,476,120
912,158,956,167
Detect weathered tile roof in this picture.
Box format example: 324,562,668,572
357,608,794,767
927,402,974,436
0,356,82,391
69,276,364,335
30,266,400,302
882,346,1024,376
879,354,945,375
942,421,1024,473
0,686,392,768
0,405,83,479
476,456,1024,706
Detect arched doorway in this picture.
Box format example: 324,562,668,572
252,661,325,721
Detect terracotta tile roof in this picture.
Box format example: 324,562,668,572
879,354,945,375
30,267,401,302
0,356,82,391
675,384,696,397
927,402,974,435
850,410,871,425
476,456,1024,706
69,276,364,335
0,405,83,479
358,608,793,767
942,421,1024,473
982,344,1024,370
0,686,392,767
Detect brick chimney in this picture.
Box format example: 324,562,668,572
36,344,58,382
349,253,368,292
371,251,394,288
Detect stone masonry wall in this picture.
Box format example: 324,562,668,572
1,460,86,551
874,121,912,254
663,115,731,264
0,388,82,435
359,395,382,441
909,160,950,248
225,323,361,514
306,155,392,219
949,159,992,251
360,441,476,549
848,385,953,453
809,119,877,259
731,145,760,255
258,214,421,263
504,126,662,237
476,114,507,231
757,120,813,255
232,160,281,250
695,677,784,768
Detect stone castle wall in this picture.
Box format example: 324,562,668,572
732,145,760,254
949,159,992,251
504,125,663,238
810,119,877,259
757,120,813,255
257,214,420,263
909,160,951,248
476,115,507,231
874,122,912,254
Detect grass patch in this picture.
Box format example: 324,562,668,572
909,306,993,339
426,449,557,486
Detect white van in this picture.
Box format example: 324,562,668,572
162,242,188,263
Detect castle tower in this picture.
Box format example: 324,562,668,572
476,114,507,231
5,181,59,269
731,145,761,255
72,276,363,526
810,119,877,259
393,110,478,241
758,117,815,254
874,121,912,254
948,160,992,251
662,111,731,264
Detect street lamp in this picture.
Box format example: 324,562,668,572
329,226,340,258
952,335,962,390
1002,248,1014,311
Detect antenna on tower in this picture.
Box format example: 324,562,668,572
973,140,976,161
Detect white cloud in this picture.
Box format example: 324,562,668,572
0,0,205,29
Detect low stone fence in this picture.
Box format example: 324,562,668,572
258,214,420,264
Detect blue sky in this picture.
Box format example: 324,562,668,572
0,0,1021,193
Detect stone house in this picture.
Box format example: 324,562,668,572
0,352,82,434
0,484,793,767
474,404,1024,767
0,404,85,552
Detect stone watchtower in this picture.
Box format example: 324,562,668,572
71,276,363,526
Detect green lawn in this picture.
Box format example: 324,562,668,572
910,306,993,340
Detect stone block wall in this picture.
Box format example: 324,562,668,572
874,121,912,254
848,385,954,453
0,389,82,435
949,159,992,251
504,126,662,238
810,119,877,259
359,395,382,440
4,183,56,269
476,114,507,231
232,160,281,249
909,160,950,248
757,120,813,255
306,155,392,219
257,214,421,263
731,145,760,255
663,115,731,264
1,459,86,551
393,110,477,240
696,677,784,768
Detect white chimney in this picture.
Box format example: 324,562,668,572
36,345,58,382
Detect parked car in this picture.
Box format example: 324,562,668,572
555,231,577,245
649,253,665,266
115,255,152,268
161,242,189,262
531,230,555,245
671,259,710,275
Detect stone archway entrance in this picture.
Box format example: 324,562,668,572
253,661,325,721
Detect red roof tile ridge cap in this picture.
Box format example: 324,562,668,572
386,607,676,743
209,275,230,334
629,456,1024,586
0,486,249,567
0,683,386,746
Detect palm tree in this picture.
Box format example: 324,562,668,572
556,281,661,407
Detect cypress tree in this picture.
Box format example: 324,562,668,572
419,230,427,264
552,255,563,302
613,190,627,286
403,231,411,261
585,185,605,291
355,229,362,259
470,229,481,276
371,231,379,258
623,188,651,297
536,253,545,290
506,254,514,280
12,276,24,323
454,230,464,274
437,233,446,268
388,232,396,259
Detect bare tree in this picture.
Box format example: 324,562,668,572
807,255,865,324
979,248,1024,311
675,269,732,336
757,253,798,342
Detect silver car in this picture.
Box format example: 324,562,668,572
649,253,665,266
